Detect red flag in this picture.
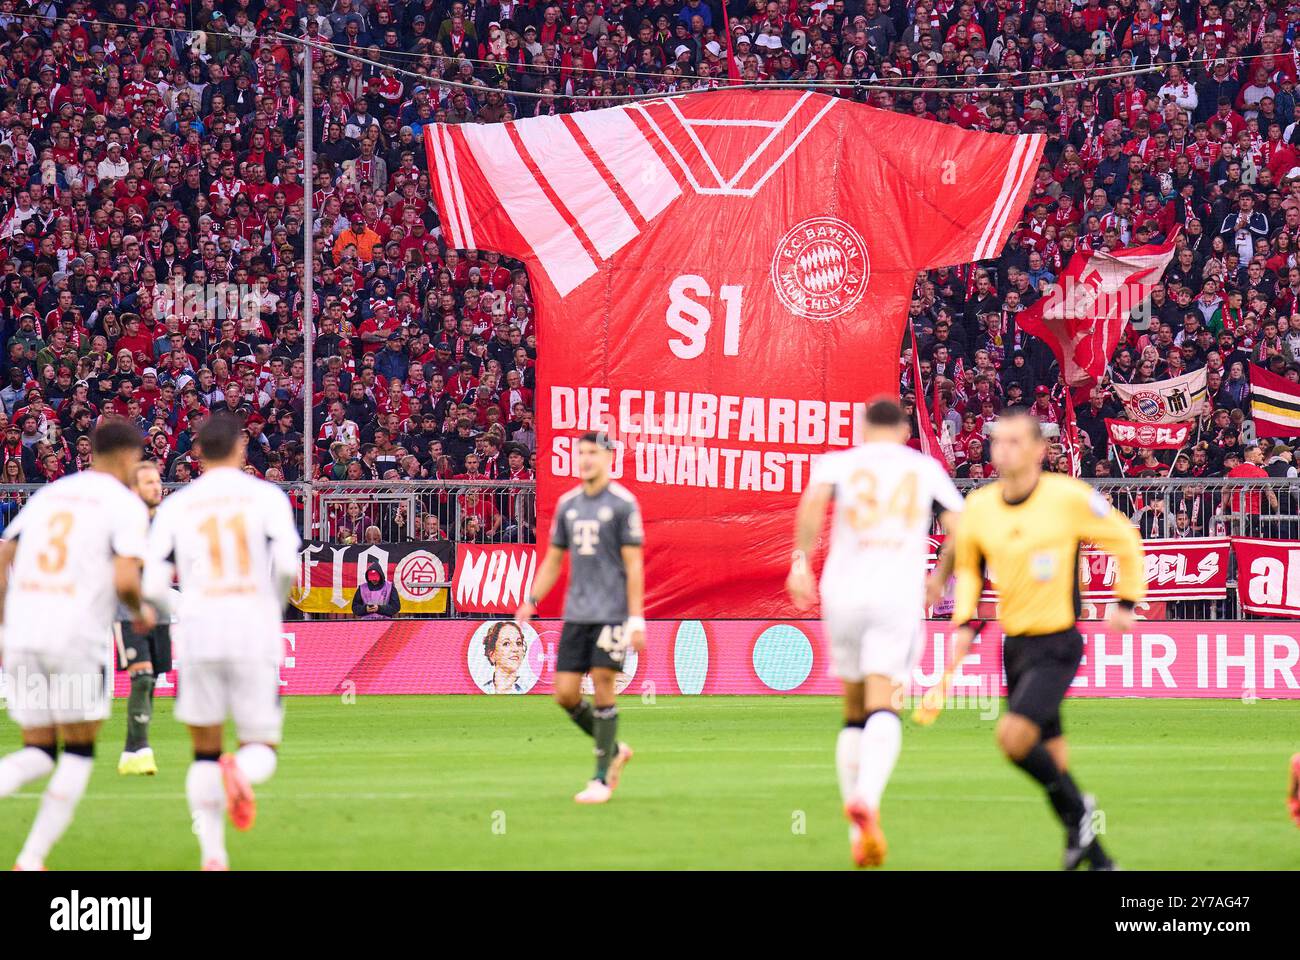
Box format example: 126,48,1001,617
721,3,741,83
1062,388,1082,476
1017,235,1178,392
912,346,951,470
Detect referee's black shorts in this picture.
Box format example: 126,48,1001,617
1002,627,1083,741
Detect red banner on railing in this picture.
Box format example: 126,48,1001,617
1084,536,1230,600
454,544,538,615
1233,537,1300,617
929,535,1230,604
1104,419,1193,449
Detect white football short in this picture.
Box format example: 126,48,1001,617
175,660,284,744
822,606,923,685
2,649,112,728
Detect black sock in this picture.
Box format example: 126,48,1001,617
1012,742,1059,787
125,669,155,752
1014,744,1085,828
565,700,594,737
1049,770,1087,829
592,705,618,783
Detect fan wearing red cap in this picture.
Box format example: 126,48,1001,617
1031,385,1059,426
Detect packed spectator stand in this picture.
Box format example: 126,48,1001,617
2,0,1300,553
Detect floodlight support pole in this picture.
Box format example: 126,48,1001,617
302,37,315,542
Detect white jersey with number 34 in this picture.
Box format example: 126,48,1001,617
809,443,964,612
2,470,150,659
144,467,300,664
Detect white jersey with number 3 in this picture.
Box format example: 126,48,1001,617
144,467,300,664
810,443,964,612
2,470,149,659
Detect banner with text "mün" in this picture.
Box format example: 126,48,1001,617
454,544,537,615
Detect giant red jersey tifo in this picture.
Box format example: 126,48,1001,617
425,90,1043,618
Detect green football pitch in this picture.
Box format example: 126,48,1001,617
1,695,1296,870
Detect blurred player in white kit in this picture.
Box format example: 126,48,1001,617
143,413,300,870
0,418,154,870
786,399,963,868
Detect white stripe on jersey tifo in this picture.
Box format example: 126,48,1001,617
460,123,599,297
982,132,1042,258
568,109,679,223
973,133,1042,260
439,125,476,250
513,115,639,261
972,134,1028,260
662,97,731,188
426,127,465,249
630,99,734,196
971,135,1023,261
712,93,814,191
630,93,838,198
741,96,840,196
685,118,783,128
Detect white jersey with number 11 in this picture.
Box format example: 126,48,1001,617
144,467,300,665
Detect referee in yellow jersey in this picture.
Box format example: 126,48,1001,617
946,411,1145,870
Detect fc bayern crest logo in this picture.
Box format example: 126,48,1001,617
770,217,870,320
1130,391,1166,423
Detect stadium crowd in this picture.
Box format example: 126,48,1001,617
0,0,1299,545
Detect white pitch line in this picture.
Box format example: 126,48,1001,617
10,791,440,801
7,790,1250,806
